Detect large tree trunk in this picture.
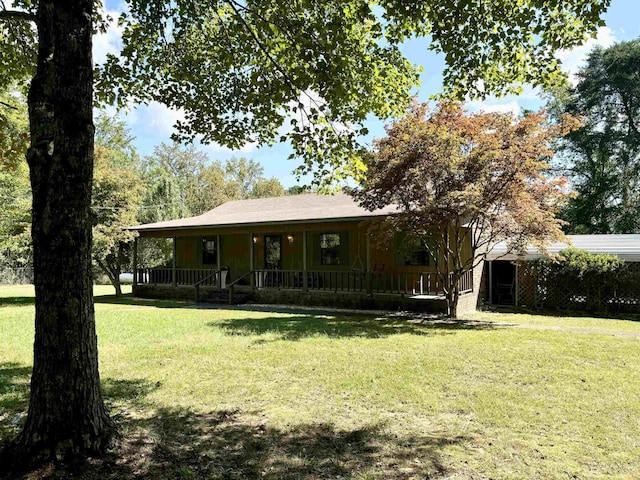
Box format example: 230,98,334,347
17,0,114,460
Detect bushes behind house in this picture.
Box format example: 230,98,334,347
526,247,640,314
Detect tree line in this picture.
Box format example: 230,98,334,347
0,95,291,293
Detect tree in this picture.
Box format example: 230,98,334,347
252,177,285,199
224,157,285,200
550,39,640,234
7,0,116,460
140,142,208,221
352,102,576,318
0,155,31,280
92,147,144,296
91,113,144,296
1,0,610,462
0,86,31,278
0,86,29,170
224,157,266,199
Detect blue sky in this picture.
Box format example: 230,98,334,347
97,0,640,187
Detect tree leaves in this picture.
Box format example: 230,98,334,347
94,0,609,186
352,102,575,316
552,39,640,234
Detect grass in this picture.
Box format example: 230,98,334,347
1,285,639,479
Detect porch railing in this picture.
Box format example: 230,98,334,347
252,269,474,296
135,266,474,297
136,267,221,287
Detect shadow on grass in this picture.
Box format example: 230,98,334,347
2,371,469,479
0,294,188,310
0,363,31,450
7,407,466,479
102,378,160,407
94,294,194,309
214,313,496,341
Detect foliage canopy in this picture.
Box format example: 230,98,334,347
93,0,609,184
550,38,640,234
353,102,576,316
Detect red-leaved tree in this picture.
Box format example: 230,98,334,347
353,102,578,317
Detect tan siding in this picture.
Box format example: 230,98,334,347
166,220,474,277
175,237,200,268
221,234,251,278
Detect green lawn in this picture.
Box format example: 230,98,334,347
1,285,639,479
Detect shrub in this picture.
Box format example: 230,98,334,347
531,247,638,313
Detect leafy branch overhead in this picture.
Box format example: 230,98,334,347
93,0,609,184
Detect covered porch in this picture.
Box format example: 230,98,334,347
131,228,474,306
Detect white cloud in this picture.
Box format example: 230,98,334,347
556,26,616,85
93,6,124,66
467,26,617,114
468,100,521,116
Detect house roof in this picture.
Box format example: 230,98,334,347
487,234,640,262
129,193,399,232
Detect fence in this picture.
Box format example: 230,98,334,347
0,267,34,285
517,261,640,314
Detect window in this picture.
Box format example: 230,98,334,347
395,234,433,266
320,233,341,265
404,247,430,266
202,237,217,264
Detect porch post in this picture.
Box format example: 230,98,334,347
217,234,222,289
488,260,493,304
216,234,221,267
514,262,519,307
302,230,308,291
249,233,255,289
366,233,372,295
133,236,138,287
172,236,177,287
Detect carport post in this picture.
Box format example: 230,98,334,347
303,230,308,291
172,237,177,287
133,236,138,287
514,263,519,307
488,261,493,304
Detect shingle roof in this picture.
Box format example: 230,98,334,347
129,193,398,232
487,234,640,262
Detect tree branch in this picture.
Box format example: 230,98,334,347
0,100,19,110
0,9,36,22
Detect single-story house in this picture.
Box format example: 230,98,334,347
128,193,482,314
486,234,640,309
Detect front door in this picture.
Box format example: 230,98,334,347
264,235,282,270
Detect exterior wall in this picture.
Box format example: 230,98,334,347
175,236,201,268
456,261,486,315
138,220,477,314
221,233,251,279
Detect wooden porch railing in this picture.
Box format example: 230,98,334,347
251,269,474,296
136,267,221,287
136,266,474,300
